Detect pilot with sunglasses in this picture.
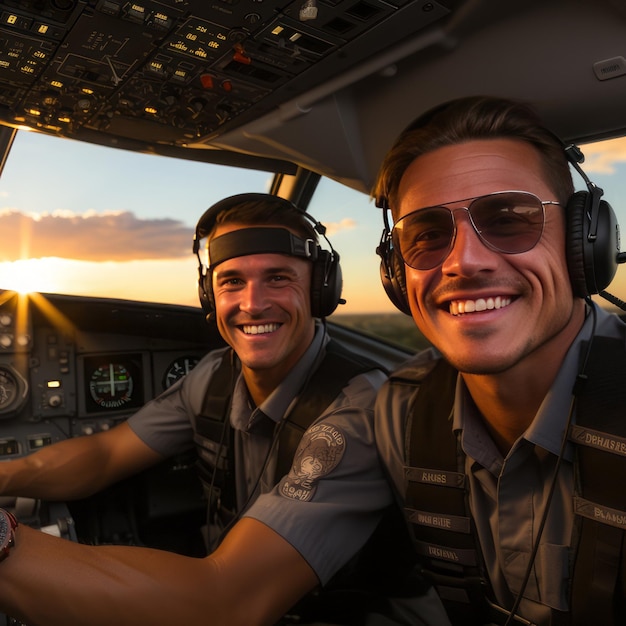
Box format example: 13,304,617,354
373,96,626,625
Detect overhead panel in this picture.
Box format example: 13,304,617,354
0,0,451,150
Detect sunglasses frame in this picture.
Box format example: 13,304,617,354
391,190,560,270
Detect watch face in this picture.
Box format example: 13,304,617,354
0,509,16,560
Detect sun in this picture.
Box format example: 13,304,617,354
0,259,60,294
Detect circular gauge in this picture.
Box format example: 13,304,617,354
0,367,19,410
163,356,200,389
0,365,27,416
89,363,134,409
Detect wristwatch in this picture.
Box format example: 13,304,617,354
0,508,18,562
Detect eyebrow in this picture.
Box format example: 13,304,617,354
214,263,300,281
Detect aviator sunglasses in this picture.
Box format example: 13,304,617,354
391,190,560,270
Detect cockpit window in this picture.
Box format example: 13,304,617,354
0,131,624,350
0,130,271,304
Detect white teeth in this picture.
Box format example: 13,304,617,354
242,323,280,335
449,296,511,316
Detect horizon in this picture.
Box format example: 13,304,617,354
1,130,626,314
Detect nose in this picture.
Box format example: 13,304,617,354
238,280,271,314
440,209,499,277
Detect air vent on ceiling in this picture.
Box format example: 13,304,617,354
593,56,626,81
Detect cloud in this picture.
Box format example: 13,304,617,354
579,137,626,175
324,218,357,236
0,210,193,262
0,209,360,263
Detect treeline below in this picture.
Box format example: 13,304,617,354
330,313,432,353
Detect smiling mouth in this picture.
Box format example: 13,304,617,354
449,296,512,316
241,323,281,335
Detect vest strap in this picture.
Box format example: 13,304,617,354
569,337,626,626
400,358,498,625
195,349,237,513
274,339,384,481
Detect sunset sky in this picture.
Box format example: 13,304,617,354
1,129,626,315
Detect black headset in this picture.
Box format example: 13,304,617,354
376,124,624,315
562,144,622,299
193,193,344,319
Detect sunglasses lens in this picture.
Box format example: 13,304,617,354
392,191,546,270
471,192,544,253
392,208,454,270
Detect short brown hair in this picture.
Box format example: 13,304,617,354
207,196,318,244
373,96,575,218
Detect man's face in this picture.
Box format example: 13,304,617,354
211,223,316,381
396,138,584,375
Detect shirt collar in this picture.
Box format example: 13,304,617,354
455,303,617,465
524,303,607,458
231,322,327,429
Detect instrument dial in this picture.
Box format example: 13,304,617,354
163,356,200,389
0,365,27,416
88,362,134,409
0,367,18,410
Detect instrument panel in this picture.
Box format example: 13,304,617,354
0,290,217,625
0,289,220,457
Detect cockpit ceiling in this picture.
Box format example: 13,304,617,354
1,1,626,193
0,1,451,153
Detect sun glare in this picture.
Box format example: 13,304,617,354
0,259,59,294
0,257,199,305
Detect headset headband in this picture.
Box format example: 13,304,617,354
194,192,345,318
208,227,319,267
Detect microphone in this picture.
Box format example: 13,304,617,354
599,252,626,311
599,290,626,312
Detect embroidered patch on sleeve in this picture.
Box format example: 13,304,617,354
279,423,346,502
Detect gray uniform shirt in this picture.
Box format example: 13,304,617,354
128,324,390,584
376,304,626,625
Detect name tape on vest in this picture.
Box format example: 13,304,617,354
569,425,626,457
574,495,626,530
414,539,477,566
407,508,471,533
405,466,465,488
196,442,228,470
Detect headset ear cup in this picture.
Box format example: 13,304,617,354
379,249,411,316
592,198,620,294
198,272,215,316
566,191,589,298
310,251,343,318
566,191,620,297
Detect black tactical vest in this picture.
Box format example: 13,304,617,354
194,339,419,624
194,339,383,517
397,336,626,626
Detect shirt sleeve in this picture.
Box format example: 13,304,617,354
127,349,227,457
243,369,393,585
